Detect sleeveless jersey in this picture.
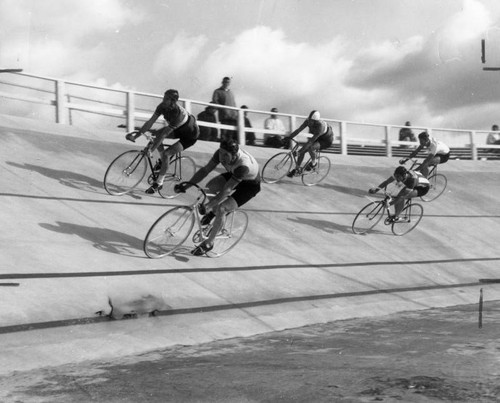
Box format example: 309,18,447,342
212,148,260,182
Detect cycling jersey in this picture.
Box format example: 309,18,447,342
428,137,450,156
154,103,199,148
398,170,430,190
211,148,261,184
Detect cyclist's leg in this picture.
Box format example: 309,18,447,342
394,189,417,218
308,142,320,167
157,141,183,184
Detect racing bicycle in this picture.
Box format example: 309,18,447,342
403,158,447,202
352,190,424,236
103,132,196,198
143,183,249,258
261,139,331,186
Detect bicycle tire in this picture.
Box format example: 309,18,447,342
420,173,447,202
301,156,331,186
261,152,293,183
143,206,195,258
206,210,249,257
352,201,385,235
391,203,423,236
104,150,147,195
159,156,197,199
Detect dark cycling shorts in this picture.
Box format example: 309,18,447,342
437,152,450,164
316,126,334,150
172,115,199,149
220,172,261,207
415,185,430,197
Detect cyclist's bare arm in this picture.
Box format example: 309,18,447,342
287,120,308,139
126,113,161,142
400,144,424,163
183,159,218,191
370,176,395,193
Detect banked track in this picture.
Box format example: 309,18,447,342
1,114,499,374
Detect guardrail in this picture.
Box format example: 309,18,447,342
1,71,499,160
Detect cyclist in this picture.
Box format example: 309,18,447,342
174,139,261,256
125,89,199,194
399,131,450,177
369,165,429,222
286,110,334,177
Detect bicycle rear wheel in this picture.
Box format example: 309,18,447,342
352,201,385,234
104,150,147,195
391,203,423,236
261,152,293,183
301,156,331,186
207,210,248,257
159,156,197,199
143,206,195,258
420,174,447,202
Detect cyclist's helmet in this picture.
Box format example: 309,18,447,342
394,165,408,178
164,89,179,101
220,139,239,154
308,110,321,121
418,131,429,140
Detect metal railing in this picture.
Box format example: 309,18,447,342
1,71,499,160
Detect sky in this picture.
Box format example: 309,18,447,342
2,0,500,130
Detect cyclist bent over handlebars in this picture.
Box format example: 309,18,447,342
126,89,199,194
399,131,450,178
174,139,261,256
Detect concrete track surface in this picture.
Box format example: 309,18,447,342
1,114,500,380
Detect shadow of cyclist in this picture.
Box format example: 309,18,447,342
40,221,144,257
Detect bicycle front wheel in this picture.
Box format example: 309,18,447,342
104,150,147,195
420,174,447,202
261,152,293,184
207,210,249,257
159,156,197,199
391,203,423,236
352,201,385,235
143,206,195,258
301,156,331,186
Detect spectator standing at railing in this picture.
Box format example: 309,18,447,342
240,105,255,146
212,76,237,141
197,102,218,142
398,121,417,148
264,107,286,148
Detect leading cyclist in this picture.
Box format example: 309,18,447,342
126,89,199,194
174,139,261,256
369,165,430,222
399,131,450,177
286,110,334,177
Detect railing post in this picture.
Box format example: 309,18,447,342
126,91,135,132
340,121,347,155
385,125,392,157
55,80,66,124
237,109,245,146
183,100,192,114
470,130,477,160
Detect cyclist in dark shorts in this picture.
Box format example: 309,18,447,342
285,110,334,177
399,131,450,177
126,89,199,194
175,139,261,256
369,165,430,222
